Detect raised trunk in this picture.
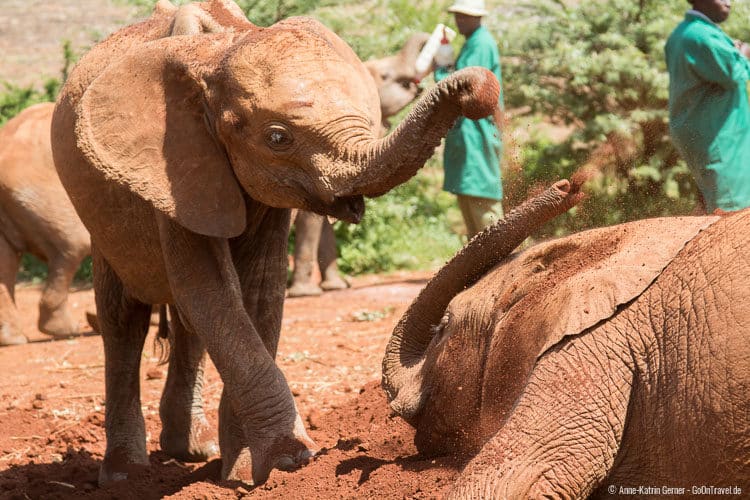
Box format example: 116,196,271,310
382,180,585,419
332,67,500,197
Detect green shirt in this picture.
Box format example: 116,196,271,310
666,12,750,212
435,26,503,200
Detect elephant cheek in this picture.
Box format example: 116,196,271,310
413,387,482,456
413,349,483,456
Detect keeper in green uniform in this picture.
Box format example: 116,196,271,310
435,0,503,237
666,0,750,212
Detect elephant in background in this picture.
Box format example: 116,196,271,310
383,180,750,497
0,102,90,345
288,33,430,298
51,0,499,487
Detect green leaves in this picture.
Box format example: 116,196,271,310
492,0,712,236
334,163,463,275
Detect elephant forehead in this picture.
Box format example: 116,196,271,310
260,67,375,119
225,31,379,121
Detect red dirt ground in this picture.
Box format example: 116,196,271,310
0,271,465,499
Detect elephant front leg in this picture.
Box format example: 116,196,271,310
38,255,83,338
159,305,218,462
158,214,316,486
0,234,25,345
93,250,153,485
448,332,633,499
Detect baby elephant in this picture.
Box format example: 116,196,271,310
51,0,499,487
383,181,750,497
0,103,90,345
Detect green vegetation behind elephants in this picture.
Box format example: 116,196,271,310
492,0,750,237
6,0,749,280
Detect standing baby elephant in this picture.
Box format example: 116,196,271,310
51,0,499,487
287,33,430,298
0,102,90,345
383,181,750,497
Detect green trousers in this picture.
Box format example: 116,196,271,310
457,194,503,238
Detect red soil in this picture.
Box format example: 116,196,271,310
0,271,463,499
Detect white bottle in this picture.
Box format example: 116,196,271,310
414,23,457,80
434,31,455,68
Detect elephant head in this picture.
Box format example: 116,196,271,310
74,12,499,239
381,180,586,455
365,33,431,122
382,177,721,458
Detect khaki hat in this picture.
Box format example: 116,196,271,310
448,0,488,17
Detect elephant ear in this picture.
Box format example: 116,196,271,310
478,216,719,423
529,216,719,353
76,36,246,238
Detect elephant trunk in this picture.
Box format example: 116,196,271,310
382,180,586,420
332,67,500,198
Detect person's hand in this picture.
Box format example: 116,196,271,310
735,39,750,59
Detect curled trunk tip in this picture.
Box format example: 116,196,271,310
452,67,501,120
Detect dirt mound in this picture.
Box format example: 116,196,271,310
0,273,464,499
0,382,461,499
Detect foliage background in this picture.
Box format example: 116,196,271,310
4,0,748,280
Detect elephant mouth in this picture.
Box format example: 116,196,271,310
315,195,365,224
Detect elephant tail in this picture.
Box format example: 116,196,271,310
155,304,171,365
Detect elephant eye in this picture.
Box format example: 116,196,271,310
264,123,294,151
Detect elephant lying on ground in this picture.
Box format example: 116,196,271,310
288,33,430,298
0,102,90,345
51,0,499,487
383,180,750,497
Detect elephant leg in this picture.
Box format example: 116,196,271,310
157,212,315,486
287,210,323,297
0,234,25,345
94,249,153,485
159,305,218,462
448,331,632,499
222,206,312,479
38,255,81,338
318,218,348,291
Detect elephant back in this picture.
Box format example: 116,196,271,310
473,214,720,433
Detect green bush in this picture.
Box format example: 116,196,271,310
334,160,463,275
490,0,750,237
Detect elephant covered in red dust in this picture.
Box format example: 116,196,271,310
383,180,749,498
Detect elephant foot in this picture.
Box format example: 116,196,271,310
320,275,349,291
287,282,323,298
0,323,27,346
219,404,317,486
98,447,149,486
38,308,79,339
160,416,219,462
221,429,317,486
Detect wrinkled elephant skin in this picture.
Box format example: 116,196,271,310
50,0,500,487
383,181,749,497
289,33,430,298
